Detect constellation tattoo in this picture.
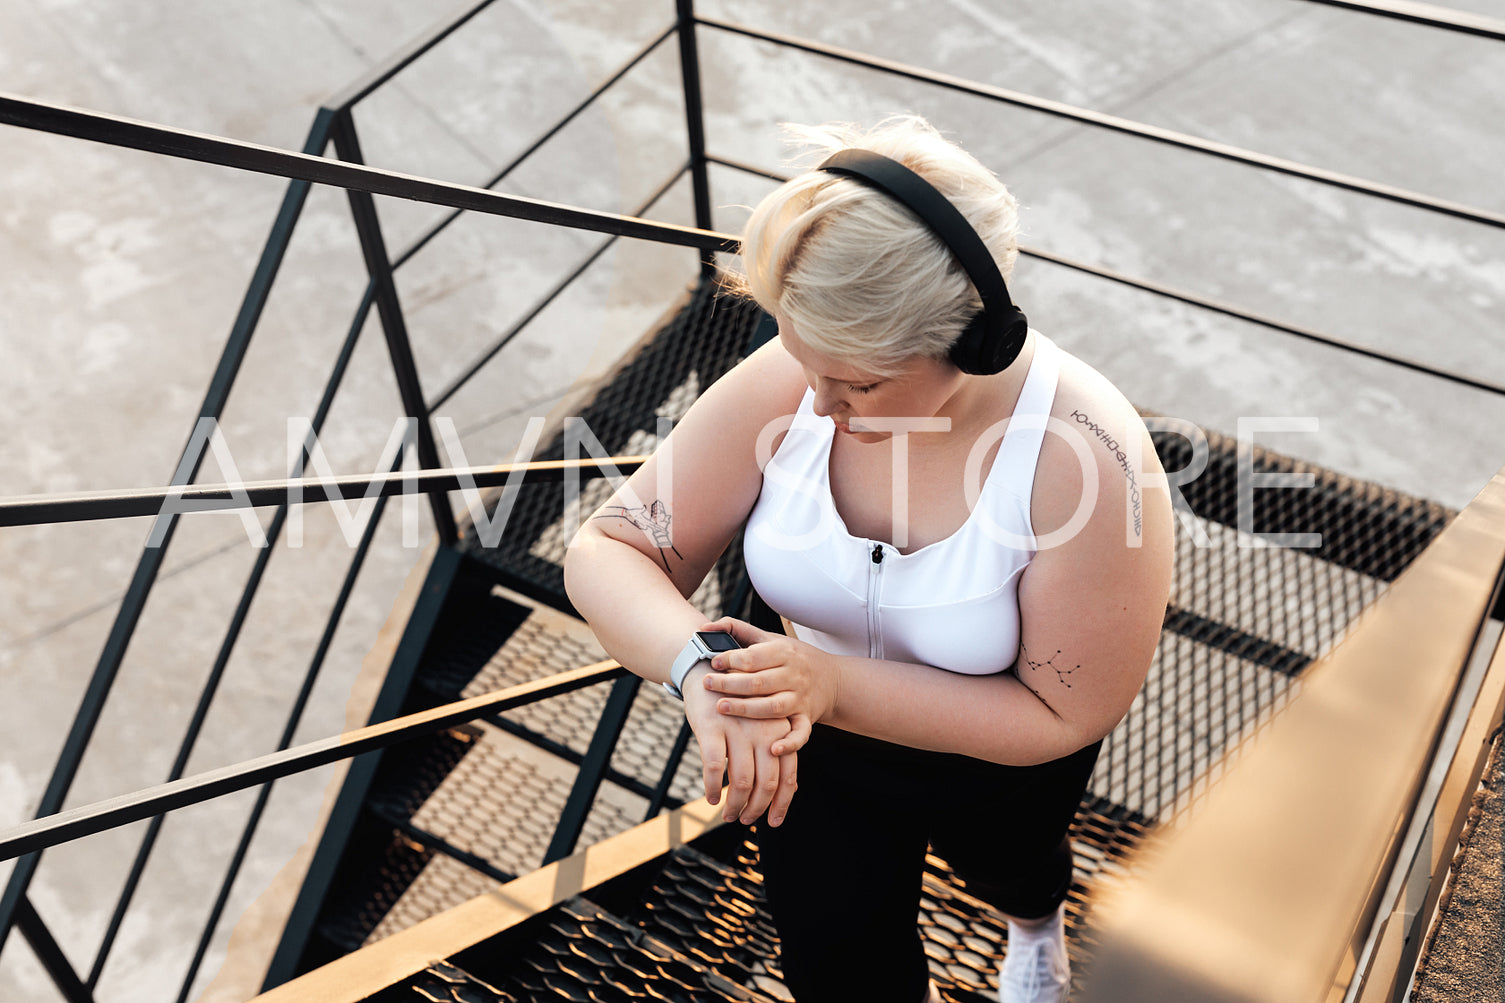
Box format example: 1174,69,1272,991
1021,644,1078,689
595,499,683,574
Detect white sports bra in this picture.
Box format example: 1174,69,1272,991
743,334,1061,675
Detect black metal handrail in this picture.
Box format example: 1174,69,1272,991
0,94,738,253
697,16,1505,231
1297,0,1505,41
321,0,505,113
428,162,693,412
0,458,649,527
707,156,1505,400
0,106,342,978
145,159,691,997
172,447,406,1002
0,8,712,990
676,0,716,273
0,4,716,993
0,661,627,862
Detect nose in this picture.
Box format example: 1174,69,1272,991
810,381,843,418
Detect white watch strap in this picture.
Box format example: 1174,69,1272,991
664,636,708,700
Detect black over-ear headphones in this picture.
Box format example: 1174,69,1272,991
816,149,1028,375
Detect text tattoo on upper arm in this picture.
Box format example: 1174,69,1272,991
596,499,683,574
1069,409,1143,538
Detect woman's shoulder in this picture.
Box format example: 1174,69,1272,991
1048,342,1148,445
1033,338,1166,534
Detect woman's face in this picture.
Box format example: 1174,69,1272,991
778,318,968,444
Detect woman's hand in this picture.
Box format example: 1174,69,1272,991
682,665,799,827
696,617,842,757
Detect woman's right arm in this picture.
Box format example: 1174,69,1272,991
563,336,805,824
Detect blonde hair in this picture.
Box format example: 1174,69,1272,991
725,115,1020,378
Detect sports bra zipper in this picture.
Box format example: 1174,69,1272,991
867,542,885,660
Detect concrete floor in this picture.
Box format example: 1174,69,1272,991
1,1,1503,1001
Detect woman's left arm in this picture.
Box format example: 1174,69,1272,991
704,400,1175,766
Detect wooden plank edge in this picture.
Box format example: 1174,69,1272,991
248,796,724,1002
1077,465,1505,1003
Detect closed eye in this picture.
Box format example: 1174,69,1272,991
845,382,878,394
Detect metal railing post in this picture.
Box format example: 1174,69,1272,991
0,107,338,962
260,544,466,990
675,0,717,277
544,674,644,863
328,108,459,547
16,896,94,1003
95,281,380,995
175,441,400,1003
643,719,694,820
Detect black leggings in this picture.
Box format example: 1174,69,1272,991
756,725,1101,1003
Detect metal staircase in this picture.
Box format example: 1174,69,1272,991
0,3,1500,1001
253,278,1451,1001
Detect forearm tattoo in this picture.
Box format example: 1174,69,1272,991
595,499,683,574
1069,409,1143,538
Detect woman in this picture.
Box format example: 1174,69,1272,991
564,116,1172,1003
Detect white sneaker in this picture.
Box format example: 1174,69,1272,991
997,923,1071,1003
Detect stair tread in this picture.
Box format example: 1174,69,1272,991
457,897,782,1003
364,724,652,945
371,960,517,1003
447,598,704,805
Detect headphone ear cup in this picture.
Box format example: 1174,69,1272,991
947,315,990,375
948,307,1029,375
998,306,1030,369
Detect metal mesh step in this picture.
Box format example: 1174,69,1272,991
375,960,518,1003
1168,514,1386,662
463,282,767,617
452,596,704,807
621,844,789,1000
613,800,1151,1002
448,897,780,1003
367,727,480,825
1149,421,1452,583
364,794,1152,1003
315,829,435,954
363,723,652,945
415,588,535,701
1096,627,1302,819
322,574,709,962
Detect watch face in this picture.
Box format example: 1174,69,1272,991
696,630,741,652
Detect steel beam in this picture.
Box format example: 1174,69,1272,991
0,93,739,252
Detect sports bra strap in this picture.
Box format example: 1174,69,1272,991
991,333,1061,479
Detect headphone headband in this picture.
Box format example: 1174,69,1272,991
816,149,1027,374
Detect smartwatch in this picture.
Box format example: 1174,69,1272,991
664,630,741,700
